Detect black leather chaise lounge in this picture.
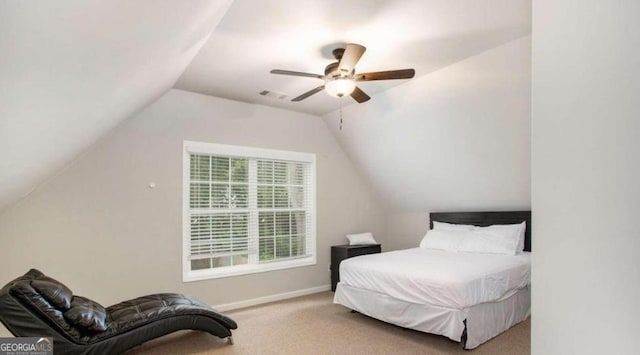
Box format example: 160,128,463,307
0,269,237,354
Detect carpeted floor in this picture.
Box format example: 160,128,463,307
127,291,530,355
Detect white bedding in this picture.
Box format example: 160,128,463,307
339,248,531,309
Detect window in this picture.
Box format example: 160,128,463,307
183,141,316,281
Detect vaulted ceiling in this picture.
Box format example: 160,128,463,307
0,0,530,213
175,0,531,115
0,0,233,212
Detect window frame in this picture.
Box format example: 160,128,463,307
182,141,316,282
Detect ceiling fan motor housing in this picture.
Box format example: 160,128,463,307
324,62,353,78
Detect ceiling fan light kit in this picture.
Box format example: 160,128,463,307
270,43,415,104
325,77,356,97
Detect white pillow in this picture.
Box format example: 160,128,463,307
346,232,377,245
476,222,525,253
432,221,475,232
457,229,519,255
419,229,467,252
516,221,526,252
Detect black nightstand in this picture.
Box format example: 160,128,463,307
330,244,381,291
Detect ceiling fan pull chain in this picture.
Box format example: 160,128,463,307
339,101,343,131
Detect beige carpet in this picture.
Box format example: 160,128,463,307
127,291,530,355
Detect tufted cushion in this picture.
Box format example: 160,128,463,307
7,269,86,342
107,293,237,331
64,296,108,332
31,276,73,310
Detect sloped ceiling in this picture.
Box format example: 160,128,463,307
0,0,531,214
175,0,531,115
0,0,233,212
322,36,532,213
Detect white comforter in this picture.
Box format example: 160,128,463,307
339,248,531,309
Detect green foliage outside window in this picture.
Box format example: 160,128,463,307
189,153,308,269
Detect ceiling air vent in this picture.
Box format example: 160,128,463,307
259,90,288,100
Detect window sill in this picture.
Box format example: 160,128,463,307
183,256,316,282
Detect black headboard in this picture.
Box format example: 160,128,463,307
429,211,531,252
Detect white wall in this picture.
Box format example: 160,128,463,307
532,1,640,354
0,89,386,317
324,36,531,250
0,0,233,213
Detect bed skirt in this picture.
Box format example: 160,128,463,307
333,283,530,349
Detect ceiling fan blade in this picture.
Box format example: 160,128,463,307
350,86,371,103
270,69,323,79
337,43,366,73
291,85,325,101
355,69,415,81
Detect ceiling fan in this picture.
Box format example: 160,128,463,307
270,43,415,103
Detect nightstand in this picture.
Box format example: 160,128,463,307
330,244,382,291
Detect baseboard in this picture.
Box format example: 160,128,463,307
213,284,331,311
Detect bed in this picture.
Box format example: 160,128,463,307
333,211,531,349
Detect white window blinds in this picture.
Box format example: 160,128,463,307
183,142,316,281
